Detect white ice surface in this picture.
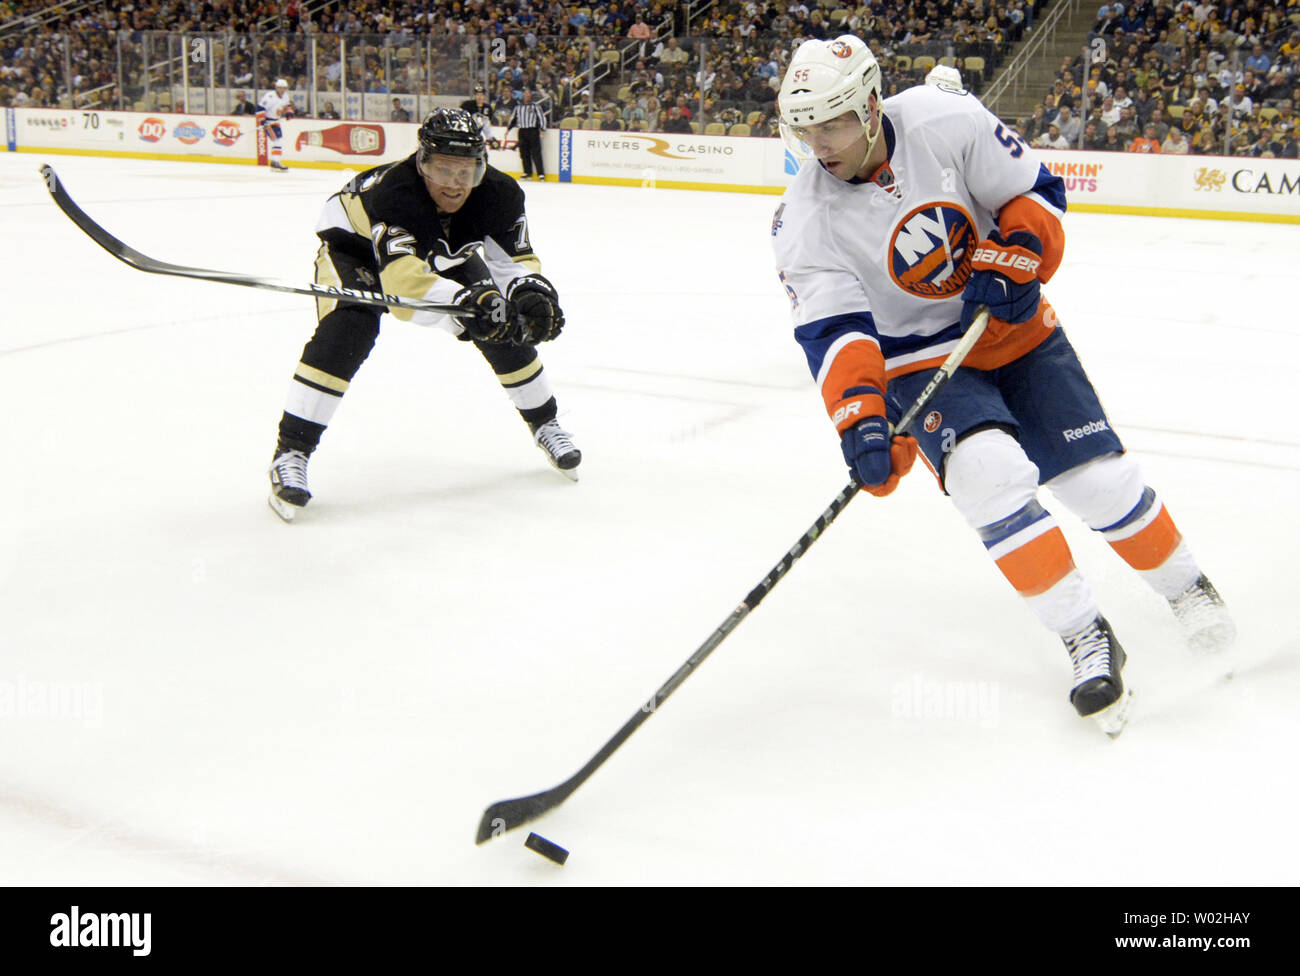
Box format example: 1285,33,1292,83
0,153,1296,886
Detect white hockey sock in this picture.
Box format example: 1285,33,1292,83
284,363,347,427
497,358,553,411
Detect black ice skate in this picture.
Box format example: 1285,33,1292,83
532,419,581,481
1063,615,1131,737
1169,574,1236,652
270,160,289,172
268,444,312,521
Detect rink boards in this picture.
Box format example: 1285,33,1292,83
6,106,1298,223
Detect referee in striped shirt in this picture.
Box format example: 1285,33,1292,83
505,89,548,181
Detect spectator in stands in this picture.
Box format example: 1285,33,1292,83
1275,99,1295,130
1147,106,1170,141
1160,52,1187,97
1230,84,1253,119
1055,104,1081,145
389,97,410,122
1050,78,1074,111
622,98,646,128
1243,126,1276,157
600,108,622,131
494,86,518,126
1281,126,1299,159
1161,125,1190,153
1034,121,1070,149
319,101,340,120
1100,94,1121,127
1128,123,1162,152
1040,92,1060,125
1119,4,1146,35
1024,103,1051,142
628,13,652,42
1113,104,1140,143
1096,5,1122,36
663,105,691,133
659,37,689,71
1083,120,1108,150
232,90,257,115
1102,125,1125,151
1191,121,1219,154
1245,44,1271,74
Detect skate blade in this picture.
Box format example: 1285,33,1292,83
542,455,580,482
268,493,302,522
1092,687,1133,739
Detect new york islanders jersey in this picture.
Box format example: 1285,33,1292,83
772,84,1067,421
313,155,540,332
259,89,294,123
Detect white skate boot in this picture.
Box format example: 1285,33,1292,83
1169,574,1235,652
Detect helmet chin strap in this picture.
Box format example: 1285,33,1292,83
838,106,884,181
860,98,885,167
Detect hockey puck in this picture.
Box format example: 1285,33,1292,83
524,832,569,865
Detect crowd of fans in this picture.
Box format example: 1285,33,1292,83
1014,1,1300,157
3,0,1297,156
1,1,1037,133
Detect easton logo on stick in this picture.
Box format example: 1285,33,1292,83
309,283,400,304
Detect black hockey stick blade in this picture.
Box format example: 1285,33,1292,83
477,788,577,844
473,309,990,845
39,164,470,317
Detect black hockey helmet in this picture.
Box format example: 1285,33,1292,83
417,108,487,187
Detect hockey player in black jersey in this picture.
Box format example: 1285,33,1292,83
268,108,579,521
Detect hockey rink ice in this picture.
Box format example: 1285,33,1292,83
1,152,1297,886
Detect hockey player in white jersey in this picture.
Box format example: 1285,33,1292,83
258,78,295,171
771,35,1234,734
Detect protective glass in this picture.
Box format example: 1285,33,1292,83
418,151,485,189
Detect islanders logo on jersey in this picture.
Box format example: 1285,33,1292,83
888,203,977,300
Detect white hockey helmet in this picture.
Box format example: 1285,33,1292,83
925,64,963,89
274,78,288,91
778,35,882,160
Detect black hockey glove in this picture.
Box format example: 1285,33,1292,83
505,274,565,344
453,282,510,342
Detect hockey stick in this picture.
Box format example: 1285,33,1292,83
39,164,471,317
474,307,992,844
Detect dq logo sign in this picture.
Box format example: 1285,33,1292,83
137,117,166,142
212,120,242,146
888,203,977,299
